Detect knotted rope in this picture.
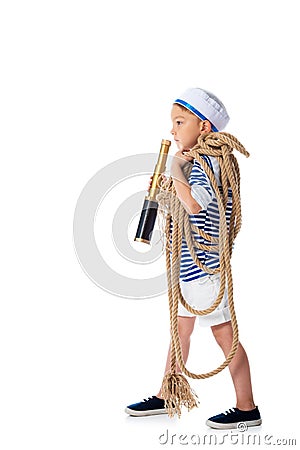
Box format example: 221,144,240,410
156,132,249,418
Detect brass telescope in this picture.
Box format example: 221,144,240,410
134,139,171,244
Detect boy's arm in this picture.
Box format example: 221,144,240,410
171,157,202,215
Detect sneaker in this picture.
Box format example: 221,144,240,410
125,396,167,417
206,406,262,429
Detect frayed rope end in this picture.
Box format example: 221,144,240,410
161,372,199,418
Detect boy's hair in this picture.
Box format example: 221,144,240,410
173,103,198,115
174,102,214,128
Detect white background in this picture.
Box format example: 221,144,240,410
1,0,299,449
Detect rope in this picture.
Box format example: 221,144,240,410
157,132,249,417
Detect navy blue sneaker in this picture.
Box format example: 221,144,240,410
206,406,262,429
125,396,167,416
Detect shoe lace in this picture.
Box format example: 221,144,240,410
223,407,236,415
143,396,155,403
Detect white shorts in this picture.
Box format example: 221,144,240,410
178,273,231,327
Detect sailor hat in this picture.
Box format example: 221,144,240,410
174,87,230,131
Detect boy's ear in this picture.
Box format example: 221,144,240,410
199,120,212,133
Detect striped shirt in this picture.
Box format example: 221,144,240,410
170,156,233,283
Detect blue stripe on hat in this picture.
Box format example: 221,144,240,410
174,98,218,132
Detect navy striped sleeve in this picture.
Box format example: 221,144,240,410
189,158,216,210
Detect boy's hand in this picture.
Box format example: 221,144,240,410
147,174,168,192
170,150,194,177
172,149,194,168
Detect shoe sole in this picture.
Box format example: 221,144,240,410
125,407,168,417
206,418,262,429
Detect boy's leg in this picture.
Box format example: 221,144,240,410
157,315,196,398
211,321,255,410
125,316,196,416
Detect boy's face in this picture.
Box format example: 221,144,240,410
170,104,202,151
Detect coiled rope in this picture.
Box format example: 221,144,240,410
156,132,249,417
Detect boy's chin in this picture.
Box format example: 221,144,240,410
175,142,185,151
174,141,192,152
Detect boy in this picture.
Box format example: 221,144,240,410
125,88,262,429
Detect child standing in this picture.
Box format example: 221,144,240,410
125,88,262,429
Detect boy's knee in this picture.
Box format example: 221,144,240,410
211,322,233,347
177,317,195,340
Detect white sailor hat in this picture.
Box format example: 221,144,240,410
174,88,230,131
